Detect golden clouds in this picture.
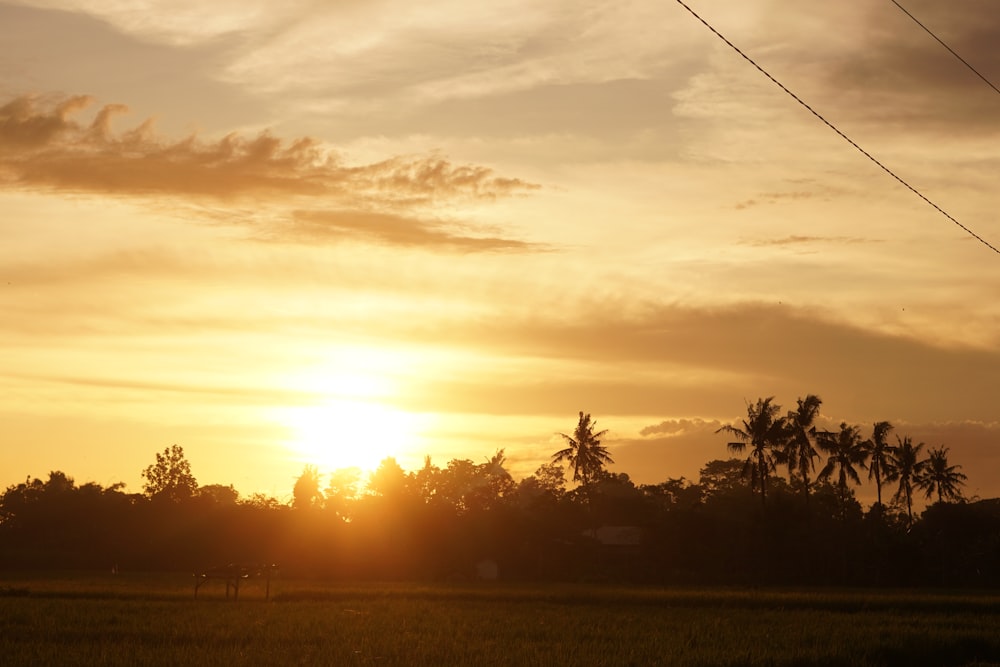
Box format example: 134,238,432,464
0,94,95,148
282,210,534,250
827,0,1000,130
389,302,1000,424
0,94,535,200
0,94,538,249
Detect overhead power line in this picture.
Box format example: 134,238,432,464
890,0,1000,98
673,0,1000,256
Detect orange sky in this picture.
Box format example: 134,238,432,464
1,0,998,504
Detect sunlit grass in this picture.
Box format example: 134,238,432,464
2,573,1000,666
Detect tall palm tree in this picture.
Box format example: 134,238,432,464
553,412,613,485
885,435,927,526
717,397,787,508
916,446,967,504
783,394,823,505
864,421,894,508
817,422,869,514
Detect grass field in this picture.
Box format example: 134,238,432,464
2,571,1000,666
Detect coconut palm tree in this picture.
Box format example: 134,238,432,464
817,422,869,514
864,421,894,509
717,397,787,508
916,446,967,504
885,435,927,526
783,394,823,505
553,412,613,485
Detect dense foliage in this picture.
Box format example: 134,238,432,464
1,397,990,587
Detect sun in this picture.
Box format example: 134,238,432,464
268,349,433,475
279,397,424,473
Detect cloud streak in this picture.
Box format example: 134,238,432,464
278,210,537,251
5,372,319,405
741,235,877,247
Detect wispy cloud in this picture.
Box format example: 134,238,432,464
733,189,819,210
9,0,296,46
5,372,318,405
220,1,686,102
741,235,878,247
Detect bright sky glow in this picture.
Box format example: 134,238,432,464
271,399,431,474
2,0,999,502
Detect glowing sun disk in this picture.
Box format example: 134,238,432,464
278,399,424,474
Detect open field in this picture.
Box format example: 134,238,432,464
2,572,1000,666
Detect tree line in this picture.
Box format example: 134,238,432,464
716,396,967,523
1,398,995,587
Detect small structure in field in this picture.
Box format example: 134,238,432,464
193,563,278,601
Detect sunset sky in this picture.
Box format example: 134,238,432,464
2,0,998,504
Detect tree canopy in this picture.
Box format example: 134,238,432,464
141,445,197,502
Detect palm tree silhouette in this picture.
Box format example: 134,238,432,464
886,435,927,526
864,421,894,509
717,397,787,508
818,422,868,515
553,412,613,485
916,446,967,504
783,394,823,506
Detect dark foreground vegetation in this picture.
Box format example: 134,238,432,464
0,397,993,587
3,573,1000,666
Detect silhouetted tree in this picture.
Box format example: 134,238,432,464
141,445,197,502
197,484,239,505
717,397,787,508
325,467,361,520
292,464,323,510
531,462,567,496
818,422,868,515
0,473,138,569
515,462,566,511
412,456,441,504
240,492,285,510
553,412,613,485
917,446,967,504
368,457,409,498
482,449,516,500
640,477,697,510
583,472,646,526
886,435,927,526
864,421,894,509
437,458,484,513
783,394,823,505
698,458,749,499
